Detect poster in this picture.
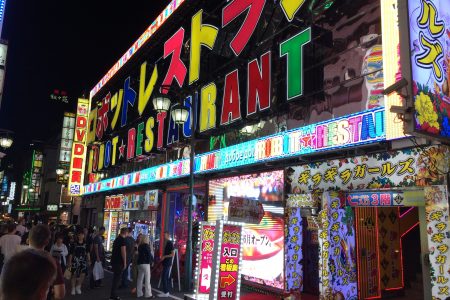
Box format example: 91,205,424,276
198,224,215,294
285,207,303,292
408,0,450,139
217,225,242,300
228,197,264,224
319,192,357,300
424,185,450,298
287,145,449,193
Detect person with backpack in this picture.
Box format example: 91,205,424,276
136,235,155,298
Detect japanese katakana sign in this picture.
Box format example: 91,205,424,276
319,192,357,299
407,0,450,139
285,207,303,292
425,185,450,298
286,146,448,193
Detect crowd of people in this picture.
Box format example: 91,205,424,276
0,219,175,300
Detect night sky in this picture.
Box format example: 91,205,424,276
0,0,170,166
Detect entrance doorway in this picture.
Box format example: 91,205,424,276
355,205,426,299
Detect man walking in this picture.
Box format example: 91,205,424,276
90,226,106,288
120,227,135,289
110,227,127,300
0,223,21,267
29,224,65,300
159,231,174,298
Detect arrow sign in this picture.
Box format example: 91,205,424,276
220,274,236,288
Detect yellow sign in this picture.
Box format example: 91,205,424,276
68,98,90,196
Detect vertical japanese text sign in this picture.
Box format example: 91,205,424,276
209,221,243,300
196,223,216,295
68,98,90,196
425,185,450,298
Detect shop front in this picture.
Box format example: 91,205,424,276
77,0,450,298
286,145,449,300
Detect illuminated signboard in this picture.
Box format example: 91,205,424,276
210,221,243,300
89,0,186,98
59,113,76,165
47,205,58,212
84,108,385,195
346,191,405,207
407,0,450,139
424,185,450,299
87,0,387,182
194,223,216,296
68,98,89,196
6,181,15,201
105,195,123,211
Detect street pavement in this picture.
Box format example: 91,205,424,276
65,270,185,300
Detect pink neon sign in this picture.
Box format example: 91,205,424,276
90,0,186,99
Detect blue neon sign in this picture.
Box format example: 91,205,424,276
84,107,385,195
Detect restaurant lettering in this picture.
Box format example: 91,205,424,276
87,0,311,177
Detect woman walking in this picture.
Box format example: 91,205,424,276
50,233,69,272
136,235,155,298
68,230,90,295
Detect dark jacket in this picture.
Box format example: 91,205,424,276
137,243,153,265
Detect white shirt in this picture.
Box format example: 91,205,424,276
0,234,21,262
16,224,27,236
50,243,69,265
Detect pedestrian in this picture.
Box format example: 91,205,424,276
158,231,174,298
50,233,69,272
15,217,28,236
29,224,65,300
120,227,135,289
67,230,90,295
90,226,106,288
0,222,21,271
1,249,56,300
131,233,143,294
110,227,128,300
137,235,155,298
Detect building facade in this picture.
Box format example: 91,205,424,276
77,0,450,299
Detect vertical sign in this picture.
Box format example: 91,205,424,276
425,185,450,298
217,225,242,300
196,223,216,295
68,98,89,196
407,0,450,139
381,0,405,140
319,192,357,299
210,221,243,300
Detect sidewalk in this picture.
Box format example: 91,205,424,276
65,270,186,300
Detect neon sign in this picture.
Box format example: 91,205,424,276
346,191,405,207
68,99,89,196
84,108,385,195
89,0,186,98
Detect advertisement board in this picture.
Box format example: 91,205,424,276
408,0,450,139
86,0,387,183
424,185,450,299
210,222,243,300
286,145,449,193
196,224,216,295
68,99,89,196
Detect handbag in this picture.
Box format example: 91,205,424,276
63,269,71,280
93,261,104,280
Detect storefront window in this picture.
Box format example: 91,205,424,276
208,171,284,290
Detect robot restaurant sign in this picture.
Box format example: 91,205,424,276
87,0,345,176
84,108,385,195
